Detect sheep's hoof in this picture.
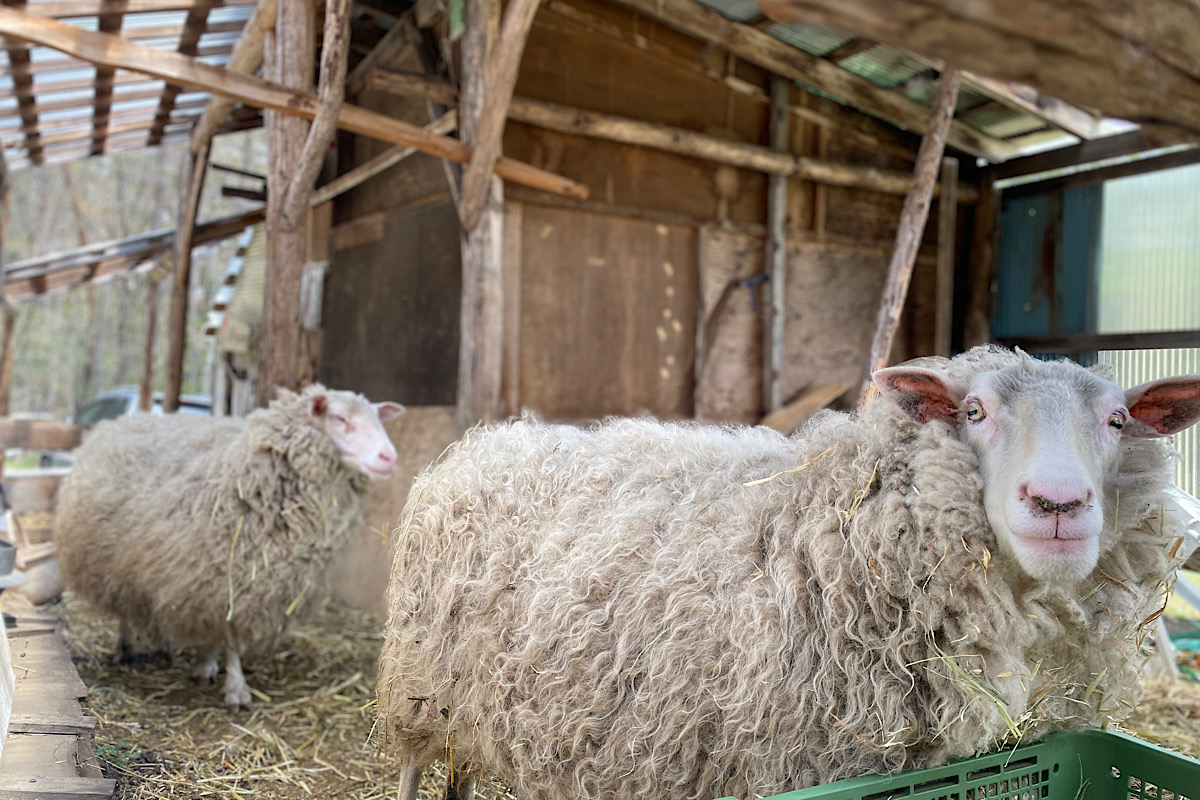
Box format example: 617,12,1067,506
224,688,253,711
194,662,219,685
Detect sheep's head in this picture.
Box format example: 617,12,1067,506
309,389,404,480
875,355,1200,586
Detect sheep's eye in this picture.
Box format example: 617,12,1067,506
965,400,986,422
331,414,347,425
1109,412,1125,431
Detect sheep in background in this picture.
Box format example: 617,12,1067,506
377,347,1200,800
56,385,404,710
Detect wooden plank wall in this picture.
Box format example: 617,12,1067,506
323,0,956,422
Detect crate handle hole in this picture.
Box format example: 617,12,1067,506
1111,766,1120,779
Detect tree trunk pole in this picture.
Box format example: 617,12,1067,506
258,0,314,404
456,0,505,434
934,156,959,357
762,76,789,415
139,277,160,412
857,69,962,409
164,139,210,411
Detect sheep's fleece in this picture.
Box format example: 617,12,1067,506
56,386,370,657
378,348,1182,798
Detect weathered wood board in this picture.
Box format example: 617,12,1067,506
517,204,698,420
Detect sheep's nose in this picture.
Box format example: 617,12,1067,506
378,449,396,468
1019,481,1092,516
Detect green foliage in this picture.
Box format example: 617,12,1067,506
95,738,144,769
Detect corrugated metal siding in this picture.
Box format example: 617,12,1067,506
1097,348,1200,498
1095,163,1200,497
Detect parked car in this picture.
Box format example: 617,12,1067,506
40,387,212,467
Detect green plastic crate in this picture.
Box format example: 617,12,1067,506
739,729,1200,800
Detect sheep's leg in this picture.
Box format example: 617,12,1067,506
447,773,475,800
222,647,253,711
194,648,220,684
395,763,422,800
156,634,173,666
114,620,133,661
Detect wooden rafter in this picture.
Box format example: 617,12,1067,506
0,5,587,198
188,0,276,150
458,0,541,231
3,2,41,165
858,69,962,406
15,0,254,19
0,40,234,77
146,5,210,147
756,0,1200,144
90,0,125,156
344,13,408,98
368,68,979,202
4,207,265,299
823,37,874,63
607,0,1002,159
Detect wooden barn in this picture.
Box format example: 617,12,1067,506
0,0,1197,795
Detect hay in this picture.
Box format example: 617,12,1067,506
1122,679,1200,760
41,592,516,800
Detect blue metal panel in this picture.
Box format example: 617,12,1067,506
992,185,1102,341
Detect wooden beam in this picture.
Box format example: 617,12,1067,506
0,5,585,199
163,139,209,412
998,330,1200,353
16,0,254,17
858,69,962,408
456,0,505,434
310,110,457,206
4,3,42,165
457,0,541,231
138,275,160,412
762,76,788,414
606,0,1002,160
963,72,1103,141
258,0,313,401
280,0,349,230
934,156,957,357
344,15,408,98
963,179,998,348
89,0,125,156
824,37,875,63
188,0,277,151
0,776,116,799
757,0,1200,145
146,5,209,148
0,146,10,420
759,382,848,434
368,68,979,202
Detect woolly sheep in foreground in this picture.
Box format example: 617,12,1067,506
379,347,1200,799
56,385,403,710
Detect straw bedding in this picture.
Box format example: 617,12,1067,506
45,592,514,800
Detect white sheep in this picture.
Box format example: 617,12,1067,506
377,347,1200,799
55,384,403,709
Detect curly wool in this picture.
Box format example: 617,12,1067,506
56,385,370,656
377,348,1181,799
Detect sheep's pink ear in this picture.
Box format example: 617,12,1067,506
375,401,405,421
311,395,328,417
873,367,964,426
1125,376,1200,437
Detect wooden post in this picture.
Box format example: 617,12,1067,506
139,277,160,412
457,0,541,231
857,69,962,408
258,0,314,404
0,145,12,420
762,76,789,415
964,176,1000,348
280,0,350,231
934,156,958,357
456,0,506,434
163,138,210,412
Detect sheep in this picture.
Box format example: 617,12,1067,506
376,346,1200,800
55,384,404,710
